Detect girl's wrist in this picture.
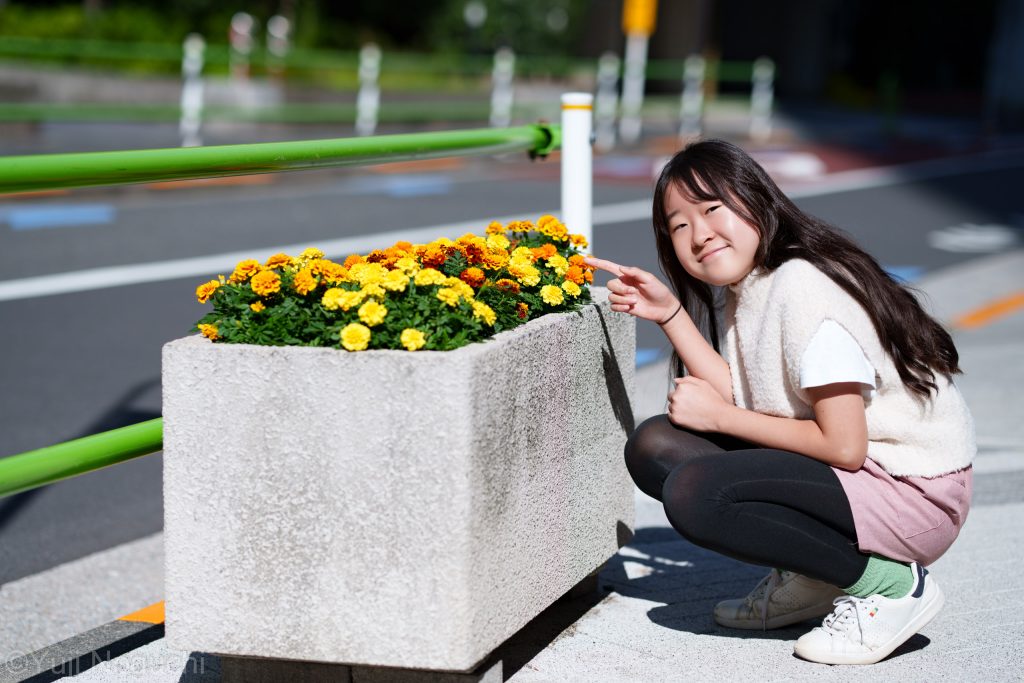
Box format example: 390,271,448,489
657,302,684,326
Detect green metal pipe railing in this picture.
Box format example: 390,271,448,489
0,419,163,499
0,124,559,194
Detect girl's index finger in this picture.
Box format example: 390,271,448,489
582,256,624,276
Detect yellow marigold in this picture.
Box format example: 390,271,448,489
537,215,569,241
321,287,345,310
198,323,218,340
437,287,462,307
541,284,564,305
358,300,388,327
250,270,281,297
414,268,447,286
293,268,318,295
394,257,420,276
196,279,220,303
318,261,350,284
561,280,582,298
300,247,325,260
485,220,505,235
507,220,534,233
228,259,261,284
349,262,388,287
250,301,266,312
483,247,509,270
569,233,589,248
340,323,371,351
338,290,366,311
457,232,480,245
511,246,535,262
546,254,569,277
472,301,497,326
486,233,510,251
509,262,540,287
400,328,427,351
445,277,475,299
264,253,292,269
459,267,485,288
381,269,410,292
361,282,386,299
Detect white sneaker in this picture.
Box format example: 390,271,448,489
714,569,845,630
794,563,945,665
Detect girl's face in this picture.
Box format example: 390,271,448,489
663,182,761,287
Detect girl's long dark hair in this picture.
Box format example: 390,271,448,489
654,139,960,400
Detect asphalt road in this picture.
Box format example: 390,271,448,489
1,145,1022,584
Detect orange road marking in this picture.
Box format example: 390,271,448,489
1,189,69,199
953,291,1024,329
119,601,165,624
368,157,466,174
147,175,274,190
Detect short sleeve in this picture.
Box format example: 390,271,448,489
800,319,876,393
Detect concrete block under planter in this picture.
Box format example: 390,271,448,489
162,287,636,672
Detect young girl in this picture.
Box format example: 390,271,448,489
584,139,974,665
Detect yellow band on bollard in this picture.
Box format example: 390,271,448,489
561,104,593,111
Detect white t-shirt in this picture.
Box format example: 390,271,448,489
799,319,877,400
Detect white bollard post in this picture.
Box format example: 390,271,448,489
180,33,205,148
356,43,382,136
618,32,649,145
489,47,515,128
229,12,254,81
678,54,705,141
266,14,291,78
561,92,593,249
749,57,775,142
594,52,620,152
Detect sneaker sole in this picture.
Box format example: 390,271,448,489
714,601,838,630
793,583,945,665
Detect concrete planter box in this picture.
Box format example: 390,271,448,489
162,288,636,673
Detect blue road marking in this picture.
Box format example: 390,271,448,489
338,174,453,198
3,204,116,231
883,265,924,283
636,347,663,368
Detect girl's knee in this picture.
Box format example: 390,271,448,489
662,458,720,545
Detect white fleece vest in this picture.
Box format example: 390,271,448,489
722,259,975,477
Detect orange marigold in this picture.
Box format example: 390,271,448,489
464,242,487,265
196,279,220,304
459,267,486,288
565,265,586,285
264,252,292,269
393,240,414,251
365,249,389,264
343,254,364,269
422,245,448,269
569,254,587,267
495,278,521,294
485,220,505,235
251,270,282,296
293,268,318,295
584,270,594,284
531,243,558,260
516,302,529,319
198,323,219,340
228,259,261,284
319,261,350,284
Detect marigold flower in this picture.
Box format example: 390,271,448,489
472,301,497,326
445,277,475,299
358,300,388,327
459,267,486,288
198,323,219,340
541,284,564,306
349,262,388,287
321,288,344,310
365,249,389,264
569,233,589,248
511,246,535,262
228,259,261,284
486,220,505,235
343,254,364,269
495,278,520,294
250,270,282,297
340,323,371,351
486,233,510,250
565,265,586,285
300,247,325,260
318,261,350,284
516,302,529,319
483,248,510,270
422,245,448,269
264,253,292,269
381,270,410,292
414,268,447,286
561,281,582,298
464,241,487,265
250,301,266,312
196,279,220,303
507,220,534,233
393,240,414,251
395,257,420,276
401,328,427,351
546,254,569,277
584,270,594,284
362,283,386,299
532,244,558,260
509,262,540,287
569,254,587,267
293,268,318,295
437,287,462,307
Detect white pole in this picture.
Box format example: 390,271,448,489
678,54,705,141
749,57,775,142
180,33,205,148
229,12,254,81
618,32,649,145
266,15,291,78
356,43,381,137
561,92,593,250
594,52,620,152
489,47,515,128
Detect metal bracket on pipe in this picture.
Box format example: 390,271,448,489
529,123,560,160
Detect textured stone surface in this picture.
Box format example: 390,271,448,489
162,288,636,671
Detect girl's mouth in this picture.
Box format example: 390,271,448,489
699,246,728,263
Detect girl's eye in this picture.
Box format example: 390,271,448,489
706,205,720,215
672,223,688,233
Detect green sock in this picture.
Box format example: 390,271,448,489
844,554,914,599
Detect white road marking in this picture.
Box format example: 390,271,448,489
0,149,1021,303
928,223,1020,253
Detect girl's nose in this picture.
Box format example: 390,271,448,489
691,220,715,247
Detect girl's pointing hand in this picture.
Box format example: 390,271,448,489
583,256,680,324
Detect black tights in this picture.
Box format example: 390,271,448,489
625,415,869,588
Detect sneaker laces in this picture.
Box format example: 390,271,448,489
745,569,783,631
821,595,869,642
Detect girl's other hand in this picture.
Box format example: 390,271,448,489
584,256,680,323
667,376,729,432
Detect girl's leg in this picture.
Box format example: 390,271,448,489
662,449,869,588
623,414,753,501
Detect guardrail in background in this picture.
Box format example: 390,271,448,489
0,95,595,498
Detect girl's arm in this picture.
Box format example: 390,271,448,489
669,378,869,470
584,256,733,402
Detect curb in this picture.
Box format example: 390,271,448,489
0,603,164,683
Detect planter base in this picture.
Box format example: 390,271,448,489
221,656,502,683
